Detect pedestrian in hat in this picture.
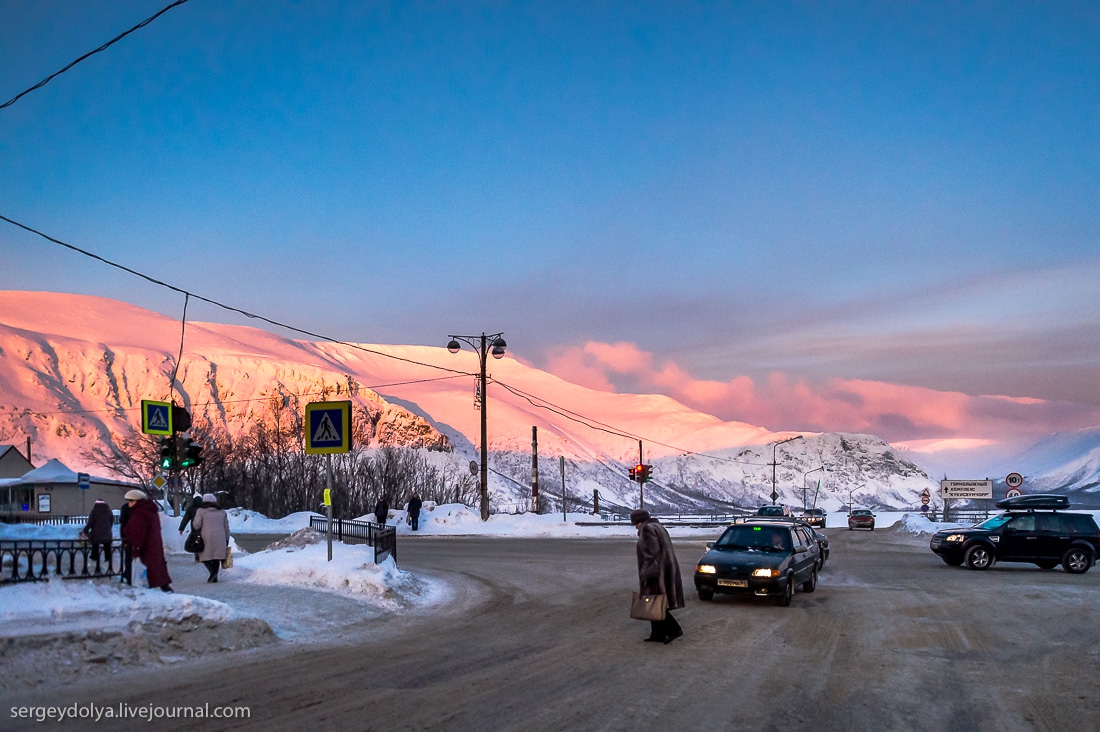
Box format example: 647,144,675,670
192,493,230,583
631,509,684,644
121,490,173,592
81,498,114,572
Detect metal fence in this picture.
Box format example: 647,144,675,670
1,539,130,584
308,516,396,564
0,514,121,526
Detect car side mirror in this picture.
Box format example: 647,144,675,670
794,545,808,554
705,542,714,550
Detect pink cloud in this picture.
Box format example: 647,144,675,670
540,341,1100,445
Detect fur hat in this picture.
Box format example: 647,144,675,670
630,509,651,525
123,489,147,501
202,493,217,504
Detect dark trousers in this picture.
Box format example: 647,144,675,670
649,611,682,641
410,514,419,531
121,545,133,584
204,560,220,581
89,541,111,568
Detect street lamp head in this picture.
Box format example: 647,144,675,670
490,337,507,359
447,339,461,354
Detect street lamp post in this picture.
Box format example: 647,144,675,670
447,332,506,521
770,435,803,505
802,466,825,511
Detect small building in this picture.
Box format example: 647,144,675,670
0,459,140,520
0,444,34,479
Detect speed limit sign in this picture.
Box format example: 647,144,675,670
1006,472,1023,489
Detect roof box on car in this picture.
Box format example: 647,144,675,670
995,494,1070,510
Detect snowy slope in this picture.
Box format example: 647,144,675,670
0,291,941,509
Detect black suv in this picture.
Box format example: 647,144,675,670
930,494,1099,574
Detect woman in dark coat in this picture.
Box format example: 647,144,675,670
179,493,204,562
121,490,173,592
373,498,389,526
632,509,684,644
82,499,114,569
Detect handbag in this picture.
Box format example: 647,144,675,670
630,591,668,621
184,529,204,554
221,545,233,569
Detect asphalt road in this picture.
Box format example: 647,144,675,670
9,527,1100,731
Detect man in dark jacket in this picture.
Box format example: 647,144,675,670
632,509,684,644
82,499,114,571
118,498,133,583
407,493,423,531
373,498,389,526
121,490,173,592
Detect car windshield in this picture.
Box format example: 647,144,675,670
716,526,791,552
975,515,1012,530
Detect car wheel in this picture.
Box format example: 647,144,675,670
775,577,793,606
942,557,964,567
698,589,714,601
1062,547,1093,574
965,544,993,570
802,568,817,593
1035,560,1058,570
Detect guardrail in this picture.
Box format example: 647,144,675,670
1,539,130,584
309,516,396,564
0,514,120,526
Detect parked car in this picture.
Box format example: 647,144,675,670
803,508,827,528
929,494,1099,574
694,520,821,606
757,505,793,517
848,509,875,530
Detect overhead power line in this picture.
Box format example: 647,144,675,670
1,0,192,111
0,214,474,378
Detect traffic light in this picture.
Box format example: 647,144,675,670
628,466,637,481
640,464,652,483
180,438,203,469
158,436,176,470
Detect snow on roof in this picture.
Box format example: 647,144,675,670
16,458,137,487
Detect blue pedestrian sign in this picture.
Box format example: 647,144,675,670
77,473,90,490
305,401,352,454
141,400,173,436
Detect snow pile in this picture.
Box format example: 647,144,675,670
0,522,85,540
226,509,320,534
375,504,643,537
0,579,234,637
897,512,968,536
233,532,444,609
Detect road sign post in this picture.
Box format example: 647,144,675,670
305,401,352,562
940,480,993,500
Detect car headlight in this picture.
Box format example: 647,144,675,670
946,534,964,542
752,568,779,578
697,564,717,574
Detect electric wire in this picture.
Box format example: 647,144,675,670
0,0,192,111
0,214,475,378
168,293,188,402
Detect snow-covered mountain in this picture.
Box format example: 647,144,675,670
989,429,1100,506
0,291,944,511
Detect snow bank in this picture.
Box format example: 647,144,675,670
897,512,969,536
0,579,235,637
226,508,321,534
233,537,444,609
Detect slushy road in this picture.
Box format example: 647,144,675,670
11,528,1100,731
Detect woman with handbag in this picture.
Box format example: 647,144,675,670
632,509,685,644
191,493,230,583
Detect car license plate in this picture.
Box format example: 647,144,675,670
717,579,748,588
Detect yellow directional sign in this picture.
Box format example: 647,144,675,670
304,401,352,454
141,400,173,436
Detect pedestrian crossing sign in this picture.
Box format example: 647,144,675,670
141,400,173,436
305,401,352,454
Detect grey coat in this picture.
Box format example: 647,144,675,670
636,518,685,610
191,506,230,562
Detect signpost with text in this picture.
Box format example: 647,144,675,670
940,479,993,500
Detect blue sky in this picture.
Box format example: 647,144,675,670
1,1,1097,447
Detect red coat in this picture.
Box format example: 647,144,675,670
122,499,172,589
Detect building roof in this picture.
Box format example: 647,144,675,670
17,458,138,487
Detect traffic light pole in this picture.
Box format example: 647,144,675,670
638,440,644,510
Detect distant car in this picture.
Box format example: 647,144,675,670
929,495,1098,573
803,508,827,528
757,505,793,517
695,520,821,606
848,510,875,531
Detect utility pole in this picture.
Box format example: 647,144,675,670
531,426,540,514
638,439,644,510
560,456,567,523
770,435,803,505
447,332,506,521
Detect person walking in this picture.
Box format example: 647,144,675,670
631,509,684,644
407,492,423,532
191,493,230,583
118,496,133,584
121,490,173,593
373,497,389,526
179,493,204,562
81,498,114,572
